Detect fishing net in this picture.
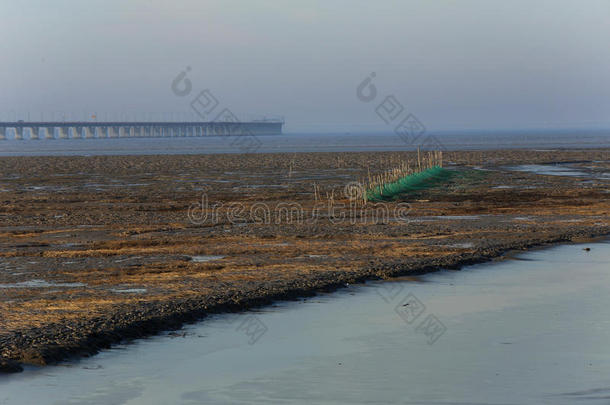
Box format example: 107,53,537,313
366,166,451,201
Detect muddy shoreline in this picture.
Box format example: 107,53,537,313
1,149,609,372
3,232,609,374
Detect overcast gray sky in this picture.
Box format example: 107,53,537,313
1,0,609,132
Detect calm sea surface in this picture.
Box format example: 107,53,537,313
1,130,609,156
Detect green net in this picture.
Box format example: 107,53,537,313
366,166,451,201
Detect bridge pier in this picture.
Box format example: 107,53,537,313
84,127,94,138
108,127,118,138
72,127,82,139
0,127,6,140
29,127,39,139
15,128,24,140
58,127,69,139
42,127,54,139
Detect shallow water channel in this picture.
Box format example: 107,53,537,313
2,240,610,404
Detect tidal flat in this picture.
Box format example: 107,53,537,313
0,149,608,371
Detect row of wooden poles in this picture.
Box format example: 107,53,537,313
361,149,443,201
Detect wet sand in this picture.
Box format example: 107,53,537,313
0,149,609,371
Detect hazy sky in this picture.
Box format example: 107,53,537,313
2,0,609,132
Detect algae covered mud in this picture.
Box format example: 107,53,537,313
0,149,609,372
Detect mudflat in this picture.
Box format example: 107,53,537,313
0,149,608,372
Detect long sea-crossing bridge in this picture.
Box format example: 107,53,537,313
0,120,283,140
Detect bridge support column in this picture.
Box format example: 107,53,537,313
84,127,94,138
72,127,82,139
43,127,55,139
0,127,6,140
29,127,39,139
108,127,118,138
58,127,69,139
15,128,24,140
